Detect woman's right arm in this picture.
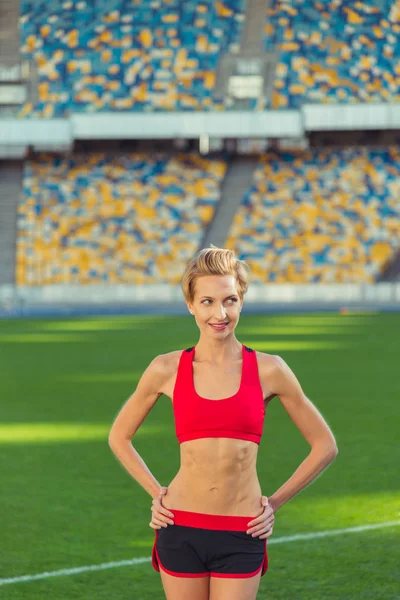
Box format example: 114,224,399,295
108,354,170,500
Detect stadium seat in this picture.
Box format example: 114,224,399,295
265,0,400,109
18,0,245,116
16,152,228,284
226,146,400,282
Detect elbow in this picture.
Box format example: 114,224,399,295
329,444,338,460
313,439,338,461
108,432,120,448
108,423,121,446
108,432,131,448
326,438,338,461
324,431,338,460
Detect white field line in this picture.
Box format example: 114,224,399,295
1,520,399,586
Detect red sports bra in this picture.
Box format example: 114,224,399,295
173,344,265,444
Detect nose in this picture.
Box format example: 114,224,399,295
214,305,227,320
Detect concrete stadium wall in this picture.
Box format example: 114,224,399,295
1,283,399,318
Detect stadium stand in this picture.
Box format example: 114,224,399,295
17,0,400,115
226,146,400,282
266,0,400,109
18,0,245,116
17,146,400,286
16,152,228,284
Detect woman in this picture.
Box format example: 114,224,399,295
108,245,338,600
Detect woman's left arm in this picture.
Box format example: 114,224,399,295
267,355,338,513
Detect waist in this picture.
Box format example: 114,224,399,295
165,468,262,516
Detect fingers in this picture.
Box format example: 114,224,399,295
258,527,274,539
151,506,174,524
247,519,274,538
247,506,274,529
149,516,171,529
152,497,174,518
247,502,275,537
247,517,274,535
149,513,174,529
149,494,174,529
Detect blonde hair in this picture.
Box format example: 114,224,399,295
181,244,250,304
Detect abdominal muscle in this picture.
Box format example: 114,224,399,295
163,437,264,518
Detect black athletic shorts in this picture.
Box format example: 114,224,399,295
151,507,268,578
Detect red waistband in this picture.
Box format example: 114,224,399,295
164,507,253,531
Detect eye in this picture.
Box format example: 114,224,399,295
202,298,238,305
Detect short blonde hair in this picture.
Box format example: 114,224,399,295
181,244,250,304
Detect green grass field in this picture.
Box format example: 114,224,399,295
0,312,399,599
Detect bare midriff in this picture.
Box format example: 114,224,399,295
164,437,263,518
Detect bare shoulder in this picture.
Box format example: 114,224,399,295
151,349,183,374
255,350,309,401
255,350,284,373
137,353,172,393
155,349,187,399
255,351,286,401
148,353,169,371
160,348,186,369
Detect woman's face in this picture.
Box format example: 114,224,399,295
187,275,242,335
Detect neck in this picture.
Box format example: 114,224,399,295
194,338,242,365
